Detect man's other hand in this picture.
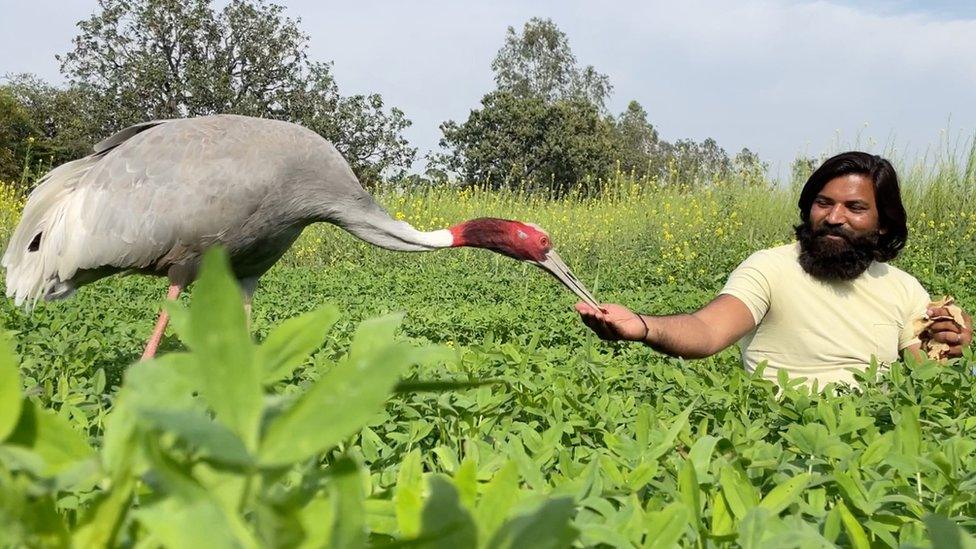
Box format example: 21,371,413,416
927,306,973,358
575,303,648,342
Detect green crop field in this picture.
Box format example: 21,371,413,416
2,165,976,547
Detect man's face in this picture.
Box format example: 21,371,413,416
796,173,884,281
809,174,881,239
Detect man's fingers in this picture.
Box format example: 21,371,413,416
580,315,612,338
927,320,962,334
575,302,597,315
931,330,964,344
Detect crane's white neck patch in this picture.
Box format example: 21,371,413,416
421,229,454,248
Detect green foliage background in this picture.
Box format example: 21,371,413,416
2,162,976,546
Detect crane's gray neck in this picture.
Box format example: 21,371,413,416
318,192,454,252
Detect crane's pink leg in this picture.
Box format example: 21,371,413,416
141,283,183,361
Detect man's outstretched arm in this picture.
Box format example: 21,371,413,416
575,294,757,359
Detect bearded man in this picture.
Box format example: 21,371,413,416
576,151,972,387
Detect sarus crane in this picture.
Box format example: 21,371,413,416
2,114,599,359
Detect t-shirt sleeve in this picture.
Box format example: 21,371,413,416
719,251,774,324
899,276,931,350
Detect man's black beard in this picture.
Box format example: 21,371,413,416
795,223,880,281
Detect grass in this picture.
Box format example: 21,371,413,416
1,158,976,546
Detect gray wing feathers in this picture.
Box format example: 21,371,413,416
3,116,298,307
92,120,169,154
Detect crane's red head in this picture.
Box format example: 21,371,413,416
448,218,551,261
448,217,602,309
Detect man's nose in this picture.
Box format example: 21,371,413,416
825,205,847,225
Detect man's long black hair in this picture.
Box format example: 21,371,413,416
796,151,908,262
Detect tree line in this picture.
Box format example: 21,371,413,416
1,1,771,192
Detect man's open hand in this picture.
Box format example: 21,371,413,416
926,306,973,358
575,302,648,342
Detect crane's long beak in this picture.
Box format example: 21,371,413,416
535,250,601,310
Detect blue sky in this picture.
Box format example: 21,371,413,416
2,1,975,178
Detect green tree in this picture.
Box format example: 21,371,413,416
55,0,415,182
0,88,36,184
436,91,615,193
732,147,769,186
613,100,665,179
791,155,819,188
491,17,612,111
435,18,616,191
1,75,97,173
664,138,732,185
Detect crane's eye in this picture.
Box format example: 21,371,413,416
540,236,550,248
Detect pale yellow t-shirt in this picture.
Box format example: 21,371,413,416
719,243,930,387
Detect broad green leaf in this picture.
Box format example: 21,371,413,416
188,248,262,449
833,471,873,515
366,499,398,538
626,460,660,491
824,505,841,542
488,497,577,549
758,473,810,515
135,440,257,548
719,465,759,519
349,312,403,362
476,461,520,541
598,454,626,487
678,458,701,528
124,353,253,466
4,400,94,477
329,458,367,549
509,438,546,490
420,475,477,549
710,490,736,538
0,331,22,442
395,449,424,538
71,476,135,548
454,457,478,512
259,341,423,466
647,403,694,460
837,501,870,549
924,514,976,549
895,406,922,459
137,408,252,467
579,523,633,548
162,300,191,343
635,405,652,449
297,494,336,549
259,315,423,466
124,352,199,409
688,435,719,478
859,433,894,467
783,423,850,459
99,388,139,478
737,507,771,549
258,304,339,383
0,491,69,547
135,495,256,549
643,502,689,549
865,519,898,548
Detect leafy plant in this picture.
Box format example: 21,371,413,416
0,249,579,546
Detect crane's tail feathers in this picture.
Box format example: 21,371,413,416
2,157,96,309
